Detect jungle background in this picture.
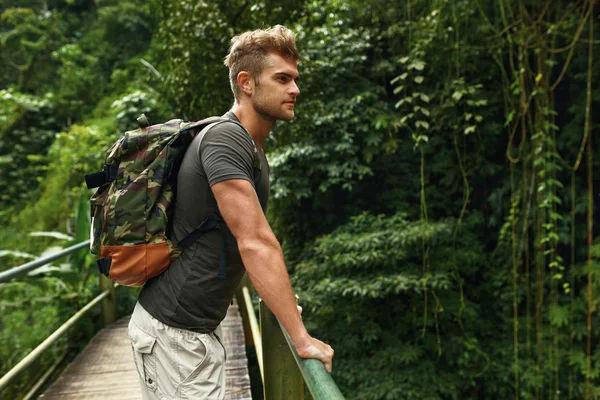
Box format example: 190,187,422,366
0,0,599,399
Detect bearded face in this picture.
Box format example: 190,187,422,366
250,53,300,123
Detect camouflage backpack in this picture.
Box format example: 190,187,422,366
85,114,260,287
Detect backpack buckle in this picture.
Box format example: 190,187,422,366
137,114,151,128
105,164,118,181
97,257,112,276
84,164,118,189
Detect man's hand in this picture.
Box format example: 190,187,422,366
295,337,335,373
294,303,334,373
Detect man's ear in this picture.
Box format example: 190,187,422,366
237,71,253,96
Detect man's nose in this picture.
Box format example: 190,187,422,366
289,81,300,96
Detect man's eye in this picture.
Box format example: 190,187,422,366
278,77,287,82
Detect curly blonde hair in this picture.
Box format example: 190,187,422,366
224,25,299,100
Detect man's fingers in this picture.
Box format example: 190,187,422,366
296,340,335,374
297,305,303,316
324,358,332,373
321,344,333,373
320,347,333,373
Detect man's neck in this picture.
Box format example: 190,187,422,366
230,103,274,150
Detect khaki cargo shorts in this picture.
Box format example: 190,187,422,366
128,302,226,400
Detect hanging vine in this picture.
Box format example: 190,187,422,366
492,0,595,398
388,1,595,397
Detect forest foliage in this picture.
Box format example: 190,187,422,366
0,0,599,399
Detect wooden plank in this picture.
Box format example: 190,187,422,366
40,299,253,399
39,389,142,400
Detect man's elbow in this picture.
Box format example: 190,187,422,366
237,233,281,259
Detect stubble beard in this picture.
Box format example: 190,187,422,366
253,88,295,122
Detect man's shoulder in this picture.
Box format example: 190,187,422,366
202,116,253,148
209,118,246,135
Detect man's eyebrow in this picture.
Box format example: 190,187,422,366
274,72,300,81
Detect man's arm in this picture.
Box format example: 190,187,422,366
212,178,334,372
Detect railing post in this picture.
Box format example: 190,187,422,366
99,274,116,326
260,299,304,400
235,274,255,347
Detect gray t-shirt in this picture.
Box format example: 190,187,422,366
139,112,269,333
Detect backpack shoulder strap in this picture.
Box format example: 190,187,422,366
196,118,262,184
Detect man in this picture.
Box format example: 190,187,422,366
128,25,334,399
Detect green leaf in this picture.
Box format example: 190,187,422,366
395,97,413,108
505,110,515,127
549,304,568,327
452,91,464,101
412,134,429,144
408,61,425,71
550,212,563,221
390,75,402,85
414,76,424,84
548,178,565,189
544,121,559,132
0,250,36,260
533,158,546,167
29,232,74,240
393,85,404,95
415,121,429,130
549,194,563,205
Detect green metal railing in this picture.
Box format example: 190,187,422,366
0,241,90,282
237,283,345,399
0,241,117,395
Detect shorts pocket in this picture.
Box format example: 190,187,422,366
129,323,158,392
177,333,211,387
175,332,228,399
